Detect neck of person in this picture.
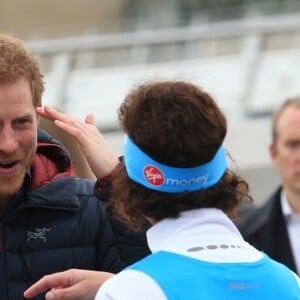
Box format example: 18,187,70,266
284,186,300,214
145,216,157,226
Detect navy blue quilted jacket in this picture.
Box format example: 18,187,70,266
0,129,150,300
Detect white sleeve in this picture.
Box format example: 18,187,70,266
94,270,167,300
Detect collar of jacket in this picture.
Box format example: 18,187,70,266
30,142,75,191
2,140,78,214
241,187,283,235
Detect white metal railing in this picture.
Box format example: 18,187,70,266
26,12,300,55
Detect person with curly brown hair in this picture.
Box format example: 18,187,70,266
24,81,300,300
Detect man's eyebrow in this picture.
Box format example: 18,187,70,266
15,113,34,119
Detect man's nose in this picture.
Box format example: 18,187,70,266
0,127,18,153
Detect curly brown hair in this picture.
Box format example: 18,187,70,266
0,34,44,107
110,80,251,230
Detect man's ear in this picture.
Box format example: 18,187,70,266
35,107,41,125
269,143,277,164
36,114,41,125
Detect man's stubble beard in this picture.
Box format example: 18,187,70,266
0,149,35,204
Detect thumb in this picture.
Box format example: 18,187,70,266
45,288,81,300
85,114,95,125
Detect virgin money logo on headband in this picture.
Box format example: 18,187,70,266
144,165,164,186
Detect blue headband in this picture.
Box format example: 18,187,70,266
123,135,227,193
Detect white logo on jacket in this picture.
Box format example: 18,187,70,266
26,227,51,243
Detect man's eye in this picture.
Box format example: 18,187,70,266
14,119,30,126
286,141,300,149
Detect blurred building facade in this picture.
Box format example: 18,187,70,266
2,0,300,204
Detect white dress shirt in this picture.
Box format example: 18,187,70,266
281,190,300,274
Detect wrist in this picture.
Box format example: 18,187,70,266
95,157,123,193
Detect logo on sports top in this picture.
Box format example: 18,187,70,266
144,165,164,186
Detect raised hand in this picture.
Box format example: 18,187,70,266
37,106,119,178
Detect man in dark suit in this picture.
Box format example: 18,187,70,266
238,97,300,275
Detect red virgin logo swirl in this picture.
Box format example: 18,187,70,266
144,165,164,186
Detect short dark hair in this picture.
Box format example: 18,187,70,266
271,96,300,144
110,80,251,230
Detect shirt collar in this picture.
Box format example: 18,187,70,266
281,189,299,221
146,208,243,254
